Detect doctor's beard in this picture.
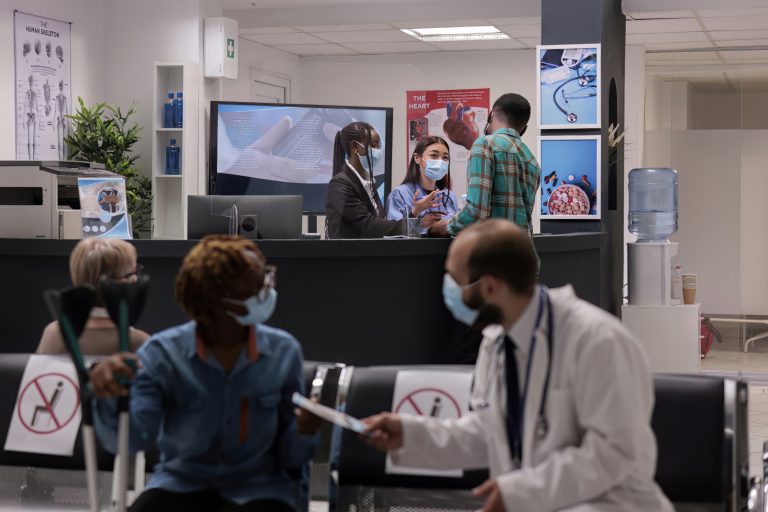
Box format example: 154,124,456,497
465,288,504,332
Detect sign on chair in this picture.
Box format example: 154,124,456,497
4,355,81,456
386,369,473,478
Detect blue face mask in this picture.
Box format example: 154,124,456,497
226,288,277,326
356,142,382,172
442,273,479,326
424,159,449,181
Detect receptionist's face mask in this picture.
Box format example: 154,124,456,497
354,141,382,171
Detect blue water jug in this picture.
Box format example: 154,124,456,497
628,168,678,241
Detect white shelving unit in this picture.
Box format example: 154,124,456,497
152,62,200,239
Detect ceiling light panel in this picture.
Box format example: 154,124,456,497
402,26,509,42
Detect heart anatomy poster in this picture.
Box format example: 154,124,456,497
14,11,72,161
406,89,489,198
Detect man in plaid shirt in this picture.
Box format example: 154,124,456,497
430,94,541,237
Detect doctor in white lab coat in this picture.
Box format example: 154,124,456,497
365,219,673,512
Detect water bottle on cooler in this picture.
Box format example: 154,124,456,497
173,92,183,128
163,92,174,128
628,168,678,241
165,139,180,175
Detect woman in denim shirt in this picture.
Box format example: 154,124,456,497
89,235,320,512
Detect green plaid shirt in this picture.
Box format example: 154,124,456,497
448,128,540,236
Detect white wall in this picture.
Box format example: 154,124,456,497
740,131,768,315
645,130,742,314
102,0,206,178
689,91,768,130
0,0,104,159
298,49,537,197
222,38,301,103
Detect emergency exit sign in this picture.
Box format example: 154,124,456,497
227,38,235,59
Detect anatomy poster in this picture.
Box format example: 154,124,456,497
537,45,600,129
14,11,72,160
538,135,601,220
77,177,132,239
406,89,489,198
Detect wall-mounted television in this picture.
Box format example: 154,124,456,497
209,101,394,214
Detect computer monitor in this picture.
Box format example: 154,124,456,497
209,101,394,213
187,195,303,240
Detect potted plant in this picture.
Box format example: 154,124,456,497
65,98,152,238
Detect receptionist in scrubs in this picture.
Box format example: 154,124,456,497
325,122,441,239
386,135,459,230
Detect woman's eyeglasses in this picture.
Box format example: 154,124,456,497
121,264,144,280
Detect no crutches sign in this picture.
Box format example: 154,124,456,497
4,356,82,456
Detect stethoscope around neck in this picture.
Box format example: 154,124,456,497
472,287,555,442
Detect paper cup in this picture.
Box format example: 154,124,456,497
682,273,696,305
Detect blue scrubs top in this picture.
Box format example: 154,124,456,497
385,182,459,221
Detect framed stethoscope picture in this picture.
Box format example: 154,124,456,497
536,44,601,129
537,135,601,220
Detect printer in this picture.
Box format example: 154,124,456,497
0,161,118,239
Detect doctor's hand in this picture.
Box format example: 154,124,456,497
89,353,140,399
362,412,403,451
472,479,505,512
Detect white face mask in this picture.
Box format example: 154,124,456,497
442,273,479,326
423,159,449,181
225,288,277,326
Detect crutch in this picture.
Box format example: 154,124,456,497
43,286,99,512
100,276,150,512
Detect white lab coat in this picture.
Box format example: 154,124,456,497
391,285,673,512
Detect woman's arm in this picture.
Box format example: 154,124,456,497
327,176,404,238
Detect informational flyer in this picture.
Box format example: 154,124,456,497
538,135,601,220
77,177,132,239
406,89,489,198
14,11,72,160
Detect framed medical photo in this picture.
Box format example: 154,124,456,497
538,135,601,220
536,44,600,129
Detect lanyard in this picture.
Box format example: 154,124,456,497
509,287,547,463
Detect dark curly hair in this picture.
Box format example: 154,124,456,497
175,235,266,325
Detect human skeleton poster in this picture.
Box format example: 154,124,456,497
14,11,72,160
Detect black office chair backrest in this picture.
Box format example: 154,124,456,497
338,365,488,490
651,374,744,506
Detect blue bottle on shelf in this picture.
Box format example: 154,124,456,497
165,139,180,175
163,92,174,128
173,92,183,128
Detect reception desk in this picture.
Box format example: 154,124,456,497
0,233,607,364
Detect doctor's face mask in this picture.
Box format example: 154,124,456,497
442,273,480,326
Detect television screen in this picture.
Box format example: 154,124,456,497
209,102,393,213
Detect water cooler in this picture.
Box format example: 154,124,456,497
627,168,679,306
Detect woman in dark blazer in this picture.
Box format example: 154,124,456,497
325,122,440,239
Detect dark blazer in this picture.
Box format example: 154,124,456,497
325,165,404,239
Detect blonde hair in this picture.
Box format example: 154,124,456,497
69,238,137,291
176,235,265,325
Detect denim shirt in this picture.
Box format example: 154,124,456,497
92,321,316,506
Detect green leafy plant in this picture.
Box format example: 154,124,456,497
65,98,152,238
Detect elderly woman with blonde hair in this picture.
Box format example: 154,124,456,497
36,237,150,355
